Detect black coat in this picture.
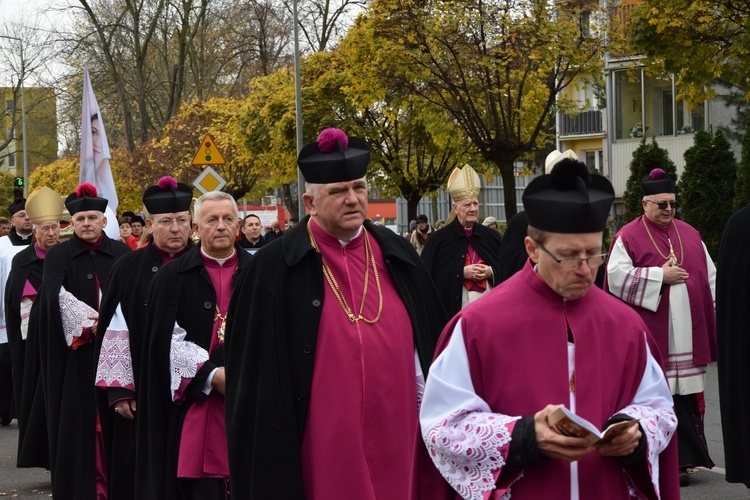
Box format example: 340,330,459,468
94,240,192,500
224,216,447,499
497,210,530,283
4,244,48,467
37,233,131,499
135,244,250,499
717,204,750,485
420,216,503,319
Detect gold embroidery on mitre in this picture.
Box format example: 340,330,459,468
448,164,481,201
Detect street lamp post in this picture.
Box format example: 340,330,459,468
0,35,28,197
293,0,304,220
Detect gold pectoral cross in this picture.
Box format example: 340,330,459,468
215,306,227,343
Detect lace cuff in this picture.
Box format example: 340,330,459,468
618,404,677,498
423,409,519,500
59,287,97,348
170,323,209,402
95,303,135,390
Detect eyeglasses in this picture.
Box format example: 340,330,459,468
535,240,607,271
645,200,678,210
154,217,190,228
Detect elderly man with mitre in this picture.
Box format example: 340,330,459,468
421,165,502,319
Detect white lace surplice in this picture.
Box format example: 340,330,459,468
95,303,135,390
420,321,519,500
169,323,208,402
59,286,98,348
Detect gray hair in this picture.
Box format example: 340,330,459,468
527,225,550,244
305,182,322,200
194,191,239,222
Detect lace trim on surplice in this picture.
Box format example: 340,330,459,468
96,330,134,389
169,323,208,402
424,409,519,500
59,287,97,347
619,404,677,499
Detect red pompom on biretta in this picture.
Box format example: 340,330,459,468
157,175,179,191
297,128,370,184
649,168,667,180
66,182,107,215
75,182,98,198
642,168,675,195
317,128,348,153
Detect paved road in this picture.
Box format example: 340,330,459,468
1,364,748,498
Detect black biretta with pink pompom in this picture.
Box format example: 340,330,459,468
297,128,370,184
65,182,108,215
522,158,614,233
142,176,193,215
641,168,675,195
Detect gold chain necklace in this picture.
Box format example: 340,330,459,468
215,306,227,342
642,215,683,266
307,221,383,324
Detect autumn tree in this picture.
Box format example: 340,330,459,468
679,129,737,259
134,98,260,202
0,171,17,217
288,0,368,52
622,138,678,224
28,151,144,213
363,0,608,218
629,0,750,104
339,20,478,221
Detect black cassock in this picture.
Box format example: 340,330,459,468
135,244,250,499
5,244,47,468
717,204,750,486
497,210,530,284
37,234,130,499
94,240,191,500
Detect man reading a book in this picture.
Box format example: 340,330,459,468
420,157,680,499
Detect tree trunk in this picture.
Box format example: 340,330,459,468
491,154,519,220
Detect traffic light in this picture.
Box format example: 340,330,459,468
13,177,23,190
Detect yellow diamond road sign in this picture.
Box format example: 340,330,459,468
193,166,227,194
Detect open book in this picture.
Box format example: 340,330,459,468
549,406,639,446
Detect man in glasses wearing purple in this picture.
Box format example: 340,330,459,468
606,168,716,486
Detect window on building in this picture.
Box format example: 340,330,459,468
614,69,642,140
584,150,604,175
580,10,591,37
614,69,706,140
8,153,15,168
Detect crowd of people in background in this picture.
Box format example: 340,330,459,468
0,130,746,500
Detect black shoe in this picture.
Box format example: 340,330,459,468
679,470,690,486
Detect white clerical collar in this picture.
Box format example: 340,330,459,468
200,247,236,266
338,225,364,247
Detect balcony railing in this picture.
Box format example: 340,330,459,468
559,108,604,136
